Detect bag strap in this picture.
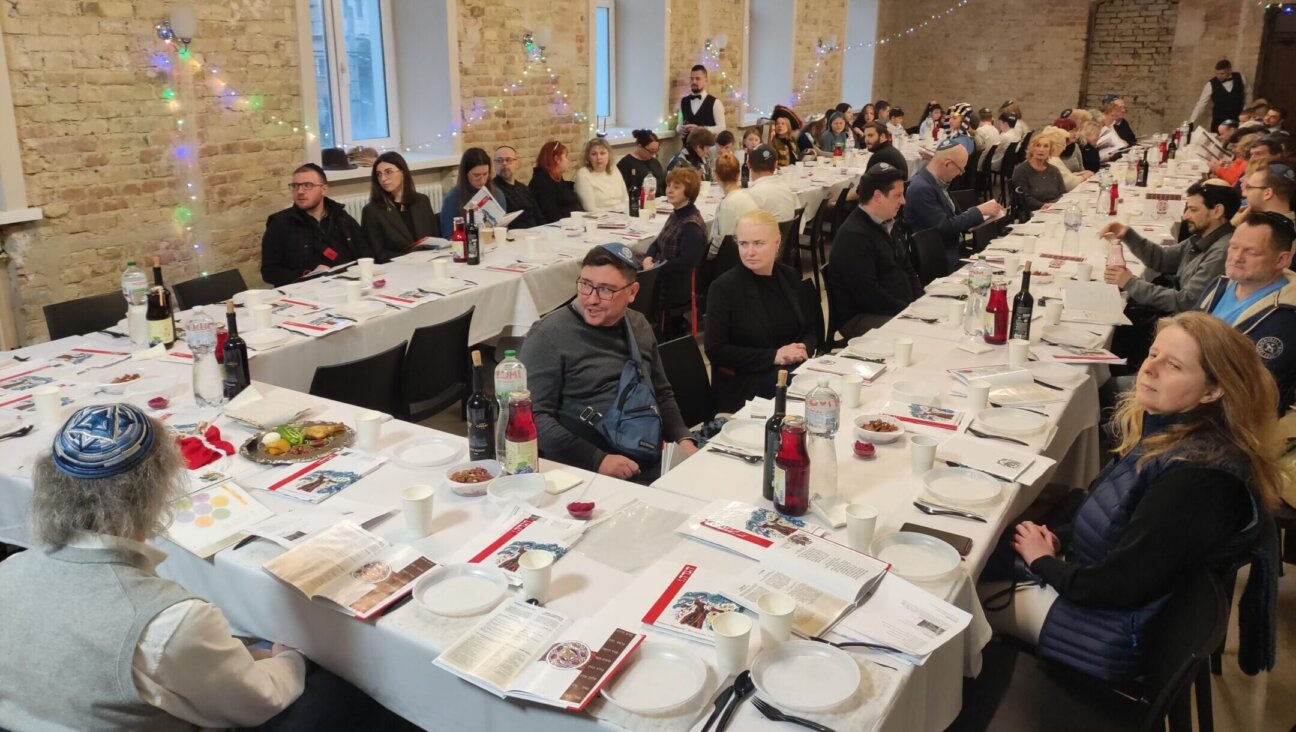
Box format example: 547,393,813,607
622,316,648,379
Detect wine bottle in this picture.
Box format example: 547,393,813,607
465,209,481,266
762,370,789,501
1136,149,1149,187
1108,182,1119,216
1009,264,1034,342
145,286,175,347
150,256,176,343
466,350,495,461
221,300,250,400
628,183,640,218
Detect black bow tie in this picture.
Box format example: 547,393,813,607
688,94,702,101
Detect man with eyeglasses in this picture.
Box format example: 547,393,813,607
260,163,372,287
904,138,1005,271
519,244,698,482
492,145,542,229
1236,163,1295,230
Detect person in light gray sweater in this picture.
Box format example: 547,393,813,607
519,244,698,483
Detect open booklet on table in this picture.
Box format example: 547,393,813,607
434,600,645,712
450,504,588,583
262,521,436,620
824,572,974,664
726,530,890,638
163,481,275,559
639,561,748,645
676,499,827,562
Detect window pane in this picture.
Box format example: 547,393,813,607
308,0,336,147
341,0,390,140
595,7,612,120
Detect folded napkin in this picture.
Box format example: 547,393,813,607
177,425,235,470
131,344,166,361
223,387,314,430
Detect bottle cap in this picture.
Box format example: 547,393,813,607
504,349,517,358
471,350,482,367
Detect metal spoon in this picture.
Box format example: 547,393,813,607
966,426,1030,446
0,425,35,441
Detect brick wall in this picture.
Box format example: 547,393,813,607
667,0,748,135
1084,0,1180,134
791,0,848,119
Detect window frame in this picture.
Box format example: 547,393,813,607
313,0,402,149
593,0,617,127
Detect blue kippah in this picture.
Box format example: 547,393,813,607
52,404,155,479
597,242,640,271
936,137,962,151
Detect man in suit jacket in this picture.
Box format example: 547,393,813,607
827,163,922,338
903,140,1004,272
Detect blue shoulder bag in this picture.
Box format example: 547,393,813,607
579,318,662,462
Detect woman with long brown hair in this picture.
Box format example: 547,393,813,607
361,151,437,260
439,147,504,234
985,312,1282,682
528,140,583,223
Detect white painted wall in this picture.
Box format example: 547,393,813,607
391,0,456,156
614,0,667,129
842,0,878,105
748,0,794,119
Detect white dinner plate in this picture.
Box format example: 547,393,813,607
789,372,819,397
242,329,289,350
905,301,948,320
719,418,766,451
600,643,711,715
413,564,509,617
120,375,174,397
424,278,469,292
392,437,463,468
1026,361,1084,384
232,289,277,306
1041,325,1102,349
845,338,892,358
925,280,967,297
339,300,387,319
975,407,1049,437
517,253,558,264
923,466,1002,506
751,641,860,713
872,532,962,583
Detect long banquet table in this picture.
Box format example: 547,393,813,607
0,151,1207,731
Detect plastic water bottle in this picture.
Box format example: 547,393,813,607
963,256,992,337
186,307,225,407
494,350,527,463
804,377,840,500
643,173,657,203
1063,201,1083,257
121,260,148,305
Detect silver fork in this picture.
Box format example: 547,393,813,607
708,447,762,464
750,697,835,732
898,314,939,324
966,426,1030,446
913,500,987,522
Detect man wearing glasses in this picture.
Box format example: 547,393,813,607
260,163,372,286
1237,163,1295,229
519,244,698,482
904,138,1004,271
492,146,542,229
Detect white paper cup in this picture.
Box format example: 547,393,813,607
357,257,375,282
846,503,879,553
345,280,363,304
757,592,796,646
430,259,450,281
712,611,753,677
638,208,651,221
893,338,914,367
402,484,435,537
494,226,509,245
32,385,62,428
250,304,272,331
1001,255,1020,274
1008,338,1031,367
966,379,991,414
947,301,964,326
840,374,863,409
518,549,555,604
480,227,494,246
1075,263,1093,281
910,435,939,476
355,409,382,450
1045,299,1064,326
584,221,598,238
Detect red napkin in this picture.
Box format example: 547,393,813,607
177,425,235,470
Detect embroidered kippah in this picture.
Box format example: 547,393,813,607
597,242,640,271
51,404,155,479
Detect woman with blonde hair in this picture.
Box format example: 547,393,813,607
984,312,1281,681
574,137,629,213
1037,126,1093,191
708,152,758,258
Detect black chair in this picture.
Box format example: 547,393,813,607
973,219,1000,253
820,263,846,353
401,307,475,422
978,144,999,201
777,208,806,270
172,269,248,310
948,570,1229,732
629,262,664,336
658,335,715,429
711,235,741,283
910,228,949,285
798,277,825,357
309,341,406,415
42,291,128,340
952,148,980,191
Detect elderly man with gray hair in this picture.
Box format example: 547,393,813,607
904,139,1005,271
0,404,411,731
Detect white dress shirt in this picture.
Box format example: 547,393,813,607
974,123,1002,152
709,186,759,257
991,126,1023,172
887,121,908,141
67,535,307,730
1049,157,1087,192
574,167,629,213
1097,124,1130,160
677,91,727,136
747,175,800,223
1189,74,1246,124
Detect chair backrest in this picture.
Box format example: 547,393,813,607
798,277,825,356
1140,571,1229,730
657,335,715,429
42,291,128,341
712,236,741,281
629,263,664,324
778,209,806,266
830,187,853,234
401,307,475,422
172,269,249,311
910,228,949,284
309,341,407,415
980,144,999,174
950,188,977,214
973,220,999,252
820,263,845,352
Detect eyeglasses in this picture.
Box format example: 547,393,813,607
1242,183,1272,193
288,182,323,191
494,157,518,165
376,168,400,179
946,159,967,175
576,279,633,300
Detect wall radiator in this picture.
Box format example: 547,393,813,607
335,182,444,222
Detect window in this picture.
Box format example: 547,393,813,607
594,0,615,123
310,0,400,148
747,0,794,123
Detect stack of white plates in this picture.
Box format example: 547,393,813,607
600,643,713,716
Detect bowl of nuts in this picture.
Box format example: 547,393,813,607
853,415,905,445
444,460,501,497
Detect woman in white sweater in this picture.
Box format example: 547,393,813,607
575,137,629,213
709,152,758,259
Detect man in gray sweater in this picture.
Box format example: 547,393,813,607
520,244,698,482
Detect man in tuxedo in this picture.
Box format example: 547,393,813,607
676,65,726,138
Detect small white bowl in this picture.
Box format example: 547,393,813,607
444,459,501,497
853,414,905,444
892,381,940,406
487,473,547,507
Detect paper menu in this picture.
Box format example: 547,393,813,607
452,504,587,582
240,449,387,504
433,600,644,712
276,314,355,337
882,402,964,431
946,364,1031,387
163,481,275,558
935,435,1054,483
800,355,882,380
266,297,325,319
263,521,435,620
370,290,434,309
824,573,973,663
47,346,132,371
243,496,395,548
0,383,80,415
639,562,747,645
726,530,890,638
676,500,826,562
0,361,60,393
1029,344,1125,364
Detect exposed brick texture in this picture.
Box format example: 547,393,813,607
1084,0,1180,133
